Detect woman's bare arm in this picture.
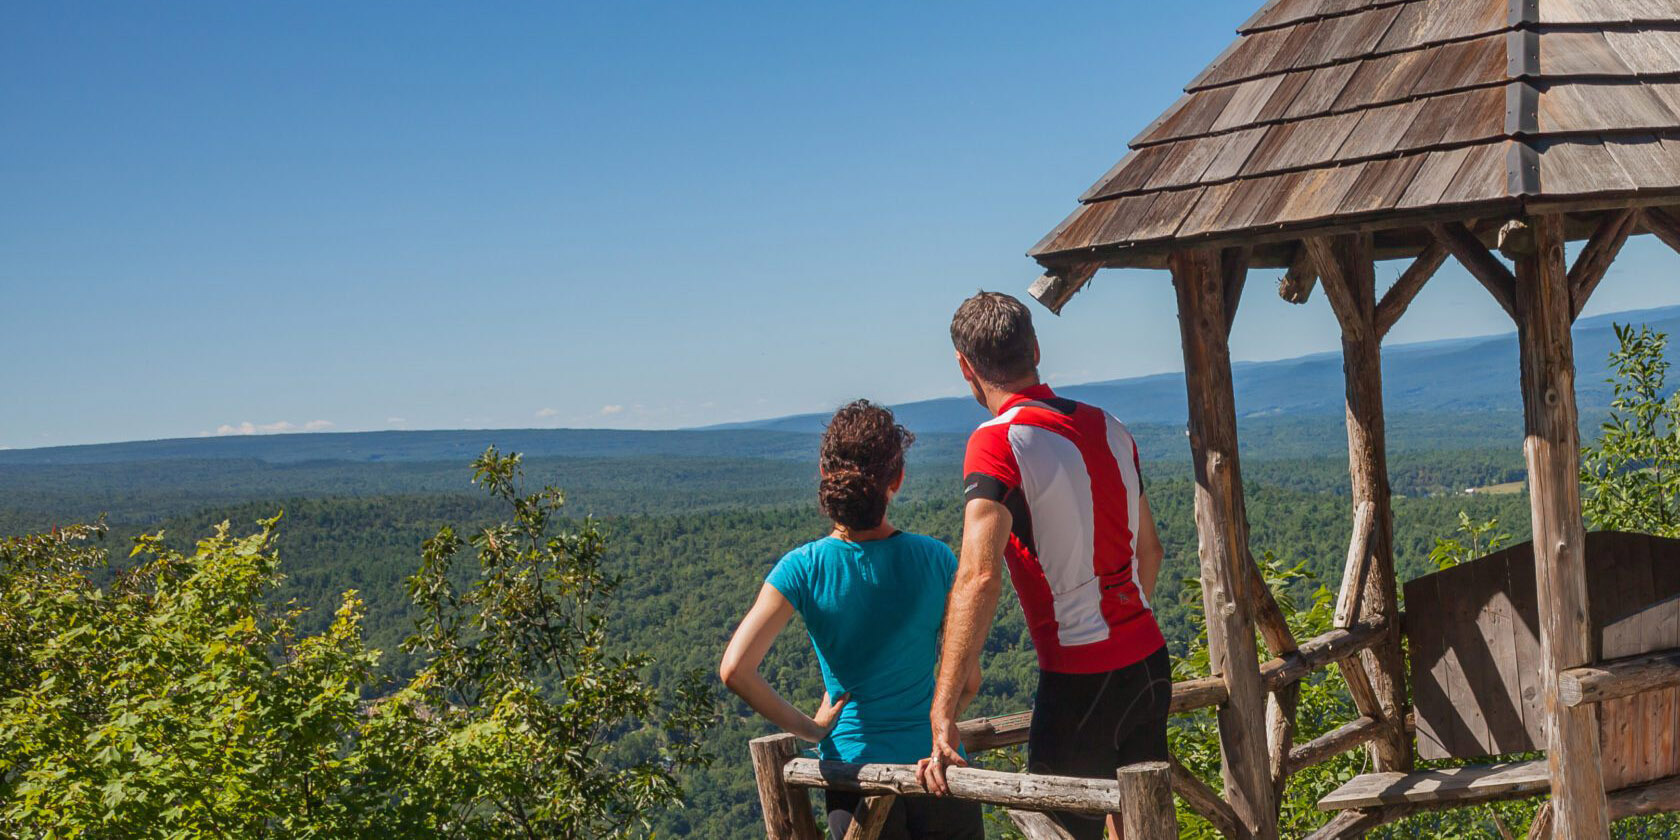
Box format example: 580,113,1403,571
719,583,848,742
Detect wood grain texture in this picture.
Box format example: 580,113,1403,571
1116,762,1177,840
841,795,896,840
1515,213,1610,838
784,759,1120,815
1317,759,1551,810
1004,809,1076,840
1432,221,1517,320
1645,207,1680,257
1374,239,1447,337
1287,715,1384,775
1260,621,1388,691
1169,753,1246,840
1172,248,1278,839
1312,231,1410,769
1568,209,1637,319
751,734,823,840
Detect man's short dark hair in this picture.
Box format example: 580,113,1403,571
950,291,1038,385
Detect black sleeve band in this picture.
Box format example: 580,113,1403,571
964,472,1011,503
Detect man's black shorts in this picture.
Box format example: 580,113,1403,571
1026,645,1172,840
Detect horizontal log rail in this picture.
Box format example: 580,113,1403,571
1558,648,1680,707
783,758,1128,817
1286,715,1383,776
957,675,1229,752
1261,620,1387,692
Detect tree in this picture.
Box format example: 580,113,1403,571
1582,323,1680,535
369,447,715,838
0,450,714,839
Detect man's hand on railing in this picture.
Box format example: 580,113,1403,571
917,716,969,795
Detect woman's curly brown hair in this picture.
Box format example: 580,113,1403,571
819,400,915,531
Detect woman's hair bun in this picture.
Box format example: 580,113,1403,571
818,400,914,531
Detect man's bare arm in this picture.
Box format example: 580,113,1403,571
1135,491,1164,601
920,497,1010,794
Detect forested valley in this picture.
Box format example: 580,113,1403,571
1,428,1535,837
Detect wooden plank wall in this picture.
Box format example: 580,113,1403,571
1405,531,1680,783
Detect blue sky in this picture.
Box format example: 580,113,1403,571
4,1,1678,449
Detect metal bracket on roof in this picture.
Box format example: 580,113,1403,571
1505,81,1540,136
1508,0,1539,28
1507,139,1541,197
1507,29,1540,79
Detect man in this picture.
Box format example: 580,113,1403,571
918,291,1168,840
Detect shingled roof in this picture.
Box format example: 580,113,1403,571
1030,0,1680,272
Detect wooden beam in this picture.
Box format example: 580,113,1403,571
1374,241,1448,338
1278,244,1319,304
1173,675,1234,714
1287,716,1384,776
1432,222,1519,322
1609,772,1680,821
784,759,1122,815
1224,246,1252,334
1317,759,1551,811
1313,230,1412,772
1302,805,1420,840
958,711,1033,751
1028,261,1102,315
1005,809,1076,840
1645,207,1680,257
1247,546,1300,657
1169,754,1246,840
1558,648,1680,707
1527,803,1554,840
1268,683,1300,795
1259,621,1387,692
751,734,824,840
1333,501,1376,629
1304,236,1372,343
841,795,896,840
1172,247,1278,839
1117,762,1178,840
1515,214,1610,839
958,676,1230,752
1568,209,1636,320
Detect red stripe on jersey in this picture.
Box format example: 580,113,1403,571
962,384,1164,674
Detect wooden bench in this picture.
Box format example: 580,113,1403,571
1313,533,1680,836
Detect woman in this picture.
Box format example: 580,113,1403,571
719,400,984,839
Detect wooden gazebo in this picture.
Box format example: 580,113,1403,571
749,1,1680,838
1028,0,1680,838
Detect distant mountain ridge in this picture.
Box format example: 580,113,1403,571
711,305,1680,434
4,305,1677,467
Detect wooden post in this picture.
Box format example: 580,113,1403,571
1309,232,1412,772
1116,761,1178,840
1172,247,1277,839
750,734,822,840
1515,214,1611,839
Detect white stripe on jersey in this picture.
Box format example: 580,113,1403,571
1007,423,1109,647
1105,413,1148,610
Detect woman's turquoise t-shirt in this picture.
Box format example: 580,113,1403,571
766,532,958,764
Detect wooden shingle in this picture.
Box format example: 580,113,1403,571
1030,0,1680,266
1603,30,1680,75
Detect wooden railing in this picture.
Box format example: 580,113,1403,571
748,619,1392,839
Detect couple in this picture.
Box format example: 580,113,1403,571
720,292,1170,840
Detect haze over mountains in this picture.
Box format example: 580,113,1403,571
3,304,1676,467
717,305,1680,435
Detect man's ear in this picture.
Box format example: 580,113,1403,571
956,351,977,383
889,470,905,495
1032,340,1041,367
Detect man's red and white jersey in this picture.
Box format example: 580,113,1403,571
963,384,1165,674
